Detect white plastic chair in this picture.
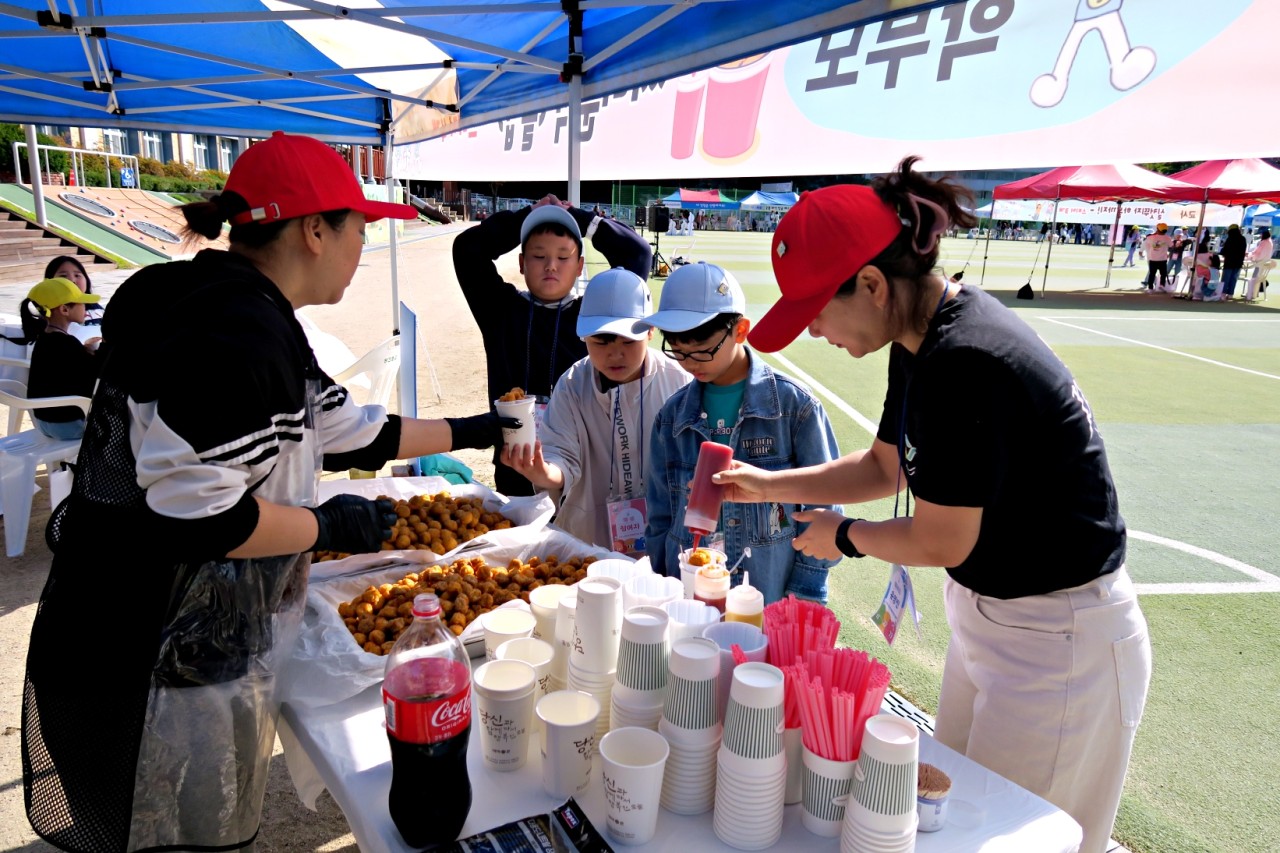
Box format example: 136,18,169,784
333,335,400,409
0,378,30,436
0,389,91,557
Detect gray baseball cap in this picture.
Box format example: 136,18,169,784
576,267,652,340
520,205,583,247
634,262,744,333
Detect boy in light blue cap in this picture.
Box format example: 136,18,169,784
634,261,841,603
502,267,690,553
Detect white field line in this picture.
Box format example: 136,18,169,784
1038,317,1280,381
765,351,1277,596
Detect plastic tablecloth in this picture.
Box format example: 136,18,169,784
278,683,1083,853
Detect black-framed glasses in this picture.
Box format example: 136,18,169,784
661,327,732,362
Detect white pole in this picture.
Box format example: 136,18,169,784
386,133,401,335
568,75,582,207
24,124,47,228
1103,202,1122,289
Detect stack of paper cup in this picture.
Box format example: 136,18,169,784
801,745,857,837
702,621,769,723
568,576,624,742
623,573,684,612
550,587,579,690
713,662,787,849
587,558,646,585
841,715,921,853
659,637,722,815
611,606,669,732
529,583,574,643
663,599,721,644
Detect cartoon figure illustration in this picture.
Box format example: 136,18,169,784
1030,0,1155,108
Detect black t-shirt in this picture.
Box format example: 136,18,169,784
876,285,1125,598
28,329,98,422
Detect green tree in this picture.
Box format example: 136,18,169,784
0,123,69,175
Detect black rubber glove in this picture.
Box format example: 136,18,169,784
310,494,396,553
446,411,520,450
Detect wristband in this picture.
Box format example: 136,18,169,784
835,517,866,559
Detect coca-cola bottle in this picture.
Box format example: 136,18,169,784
383,593,472,847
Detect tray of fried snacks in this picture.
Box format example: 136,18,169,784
284,526,629,709
309,476,555,580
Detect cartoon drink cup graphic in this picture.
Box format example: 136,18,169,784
670,72,707,160
702,54,770,159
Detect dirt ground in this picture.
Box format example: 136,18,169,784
0,222,502,851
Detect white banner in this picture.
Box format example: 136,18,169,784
990,199,1244,227
396,0,1274,181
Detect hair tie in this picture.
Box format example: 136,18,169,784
900,193,949,255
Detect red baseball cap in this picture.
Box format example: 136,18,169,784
749,185,903,353
225,131,417,226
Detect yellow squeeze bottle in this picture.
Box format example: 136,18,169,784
725,571,764,628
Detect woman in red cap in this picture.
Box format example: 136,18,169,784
717,157,1151,853
22,132,511,852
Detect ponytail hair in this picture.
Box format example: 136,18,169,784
18,297,47,343
838,156,978,337
180,191,351,250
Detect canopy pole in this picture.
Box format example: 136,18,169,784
24,124,47,228
1040,192,1060,297
1103,201,1122,289
979,209,993,286
567,75,582,206
386,130,401,339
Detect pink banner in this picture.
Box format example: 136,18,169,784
396,0,1275,181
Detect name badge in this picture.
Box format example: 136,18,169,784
872,563,923,645
607,496,649,557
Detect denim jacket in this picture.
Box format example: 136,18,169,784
645,350,841,603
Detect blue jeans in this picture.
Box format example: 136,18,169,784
1220,267,1242,297
35,418,85,440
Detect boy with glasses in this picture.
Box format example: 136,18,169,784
452,195,652,496
636,262,841,603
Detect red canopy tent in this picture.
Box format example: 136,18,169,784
1169,158,1280,204
989,164,1203,293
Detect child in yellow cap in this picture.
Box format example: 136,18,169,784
22,277,102,439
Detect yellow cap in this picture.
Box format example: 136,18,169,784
27,277,100,316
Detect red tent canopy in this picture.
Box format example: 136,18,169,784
1168,159,1280,204
994,164,1204,202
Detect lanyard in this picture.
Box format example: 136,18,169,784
894,282,953,519
524,298,565,395
607,368,644,499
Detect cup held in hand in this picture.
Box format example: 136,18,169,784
494,395,536,449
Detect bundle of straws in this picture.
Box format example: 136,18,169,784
763,595,841,730
784,647,891,761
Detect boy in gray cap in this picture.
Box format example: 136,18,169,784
452,196,651,496
635,262,841,603
503,267,689,553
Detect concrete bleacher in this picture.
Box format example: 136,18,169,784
0,211,114,287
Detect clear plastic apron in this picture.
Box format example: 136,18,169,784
123,376,324,850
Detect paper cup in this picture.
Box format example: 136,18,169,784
494,396,536,448
588,558,644,584
784,726,804,804
679,547,726,599
847,717,919,834
495,636,556,724
572,576,623,673
536,690,601,798
529,583,574,641
801,746,856,837
481,608,537,661
472,659,536,772
552,587,579,681
598,727,670,845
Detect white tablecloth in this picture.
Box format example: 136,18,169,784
278,684,1082,853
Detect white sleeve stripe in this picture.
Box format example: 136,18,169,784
196,409,306,462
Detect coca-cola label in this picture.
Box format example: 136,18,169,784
383,659,472,744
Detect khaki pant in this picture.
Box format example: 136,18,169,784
935,568,1151,853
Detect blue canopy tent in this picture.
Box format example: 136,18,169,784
0,0,964,403
739,190,798,209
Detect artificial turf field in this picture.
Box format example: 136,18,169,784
588,230,1280,852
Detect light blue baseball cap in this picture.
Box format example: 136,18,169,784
576,267,652,340
520,205,583,249
633,261,744,333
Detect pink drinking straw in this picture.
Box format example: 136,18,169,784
731,643,749,665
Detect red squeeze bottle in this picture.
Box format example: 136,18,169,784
686,440,735,535
383,593,472,847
